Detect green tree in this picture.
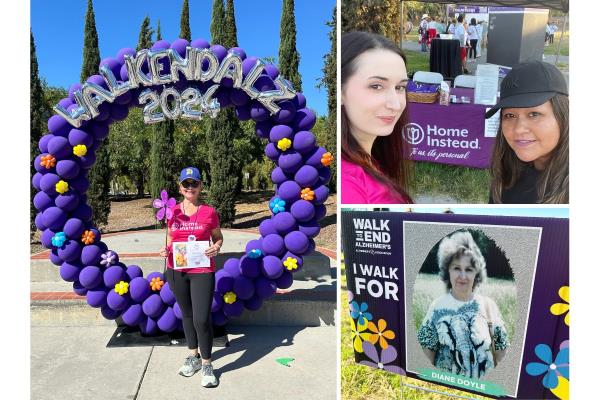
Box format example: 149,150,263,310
320,6,337,192
150,119,178,200
341,0,402,43
224,0,238,48
80,0,111,228
180,0,192,41
156,19,162,41
137,16,154,51
278,0,302,91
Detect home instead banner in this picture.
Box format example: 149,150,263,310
342,211,569,399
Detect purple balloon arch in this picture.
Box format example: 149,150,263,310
32,37,332,334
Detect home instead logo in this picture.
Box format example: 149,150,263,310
353,218,392,255
402,123,480,149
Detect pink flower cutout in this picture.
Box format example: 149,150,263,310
152,190,176,221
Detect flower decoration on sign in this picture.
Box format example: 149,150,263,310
283,256,298,271
350,301,373,326
277,138,292,151
320,152,333,167
550,286,569,326
367,319,396,349
51,232,67,248
223,291,237,304
347,290,354,303
350,317,371,353
248,249,263,259
360,342,406,375
300,188,315,201
150,277,164,291
525,343,569,389
81,230,95,245
175,253,186,267
40,154,56,169
114,281,129,295
152,189,176,222
100,250,118,267
73,144,87,157
269,197,286,214
55,180,69,194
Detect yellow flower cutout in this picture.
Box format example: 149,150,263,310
350,317,371,353
150,277,164,291
283,257,298,271
367,318,396,349
277,138,292,151
55,180,69,194
223,291,237,304
550,286,569,326
551,376,569,400
73,144,88,157
114,281,129,295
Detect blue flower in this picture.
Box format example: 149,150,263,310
525,344,569,389
269,197,286,214
349,301,372,326
248,249,263,259
51,232,67,247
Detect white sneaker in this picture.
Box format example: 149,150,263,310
201,363,219,387
178,355,202,377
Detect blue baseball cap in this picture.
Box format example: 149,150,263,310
179,167,201,182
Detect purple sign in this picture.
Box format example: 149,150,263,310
403,88,496,169
342,211,569,399
449,6,488,14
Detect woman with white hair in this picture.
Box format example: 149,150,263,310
417,230,509,379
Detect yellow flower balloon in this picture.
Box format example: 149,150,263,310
277,138,292,151
223,291,237,304
73,144,88,157
283,257,298,271
114,281,129,295
55,180,69,194
550,286,570,326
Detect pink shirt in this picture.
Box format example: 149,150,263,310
167,203,220,273
341,159,410,204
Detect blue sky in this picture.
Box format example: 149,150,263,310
30,0,335,116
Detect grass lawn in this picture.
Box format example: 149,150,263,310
544,31,569,57
404,49,430,76
412,162,490,204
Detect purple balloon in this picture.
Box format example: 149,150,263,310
269,125,294,143
42,207,67,230
284,231,310,255
119,63,130,81
304,147,328,169
282,251,304,270
191,38,210,49
224,259,242,278
86,75,108,89
47,115,70,137
87,287,108,308
261,255,284,279
80,266,103,289
244,294,264,311
233,276,255,300
235,104,252,121
278,151,303,174
255,277,277,299
73,281,88,296
307,238,316,254
126,265,143,280
114,91,133,105
35,212,47,231
63,218,85,239
56,160,80,180
34,154,50,173
277,181,301,203
95,103,111,121
250,103,269,122
33,191,53,211
291,200,315,222
315,204,327,221
129,277,151,302
212,295,224,312
230,88,250,106
55,192,80,212
319,167,332,185
223,301,244,317
276,270,294,289
110,104,129,121
38,134,54,153
255,75,275,92
58,240,82,262
72,203,93,221
139,316,158,335
77,152,97,170
107,289,130,311
215,87,232,107
47,136,71,160
293,93,307,109
158,307,178,332
122,304,144,326
264,64,279,79
293,131,316,154
68,83,82,102
116,48,135,64
210,44,227,62
151,40,170,50
242,56,259,76
259,219,278,237
313,184,330,205
103,266,126,288
229,47,247,59
212,310,228,326
68,129,93,147
255,120,272,139
239,255,261,278
40,228,56,249
294,165,319,187
244,240,263,254
170,38,190,57
39,173,60,195
293,108,317,131
142,294,164,318
299,218,321,238
215,270,234,294
147,271,164,283
81,244,103,265
32,173,43,191
273,212,298,236
272,101,296,124
271,167,290,185
262,234,285,257
60,261,81,282
265,143,280,161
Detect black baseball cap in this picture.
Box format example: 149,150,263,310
484,61,568,119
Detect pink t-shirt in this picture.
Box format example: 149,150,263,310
167,203,220,273
341,158,410,204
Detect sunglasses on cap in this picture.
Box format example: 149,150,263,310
181,180,200,188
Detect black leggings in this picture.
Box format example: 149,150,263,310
469,39,478,58
166,269,215,359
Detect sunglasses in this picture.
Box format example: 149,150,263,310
181,180,200,188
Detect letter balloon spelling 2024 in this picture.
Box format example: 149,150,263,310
33,37,333,334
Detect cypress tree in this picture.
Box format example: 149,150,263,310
323,6,337,192
81,0,111,228
156,19,162,41
149,119,178,200
278,0,302,91
224,0,238,48
180,0,192,41
137,16,154,51
206,0,238,226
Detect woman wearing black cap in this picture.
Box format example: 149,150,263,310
159,166,223,387
485,61,569,204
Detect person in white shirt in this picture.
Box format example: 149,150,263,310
454,15,467,72
476,21,483,57
419,14,429,52
549,22,558,44
448,18,457,35
467,18,479,61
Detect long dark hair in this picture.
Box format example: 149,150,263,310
490,94,569,203
341,31,413,202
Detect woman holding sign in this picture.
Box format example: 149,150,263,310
340,31,413,204
417,230,509,379
159,166,223,388
486,61,569,203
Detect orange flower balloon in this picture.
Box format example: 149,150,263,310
301,188,315,201
150,277,164,291
321,152,333,166
40,154,56,169
81,230,95,245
